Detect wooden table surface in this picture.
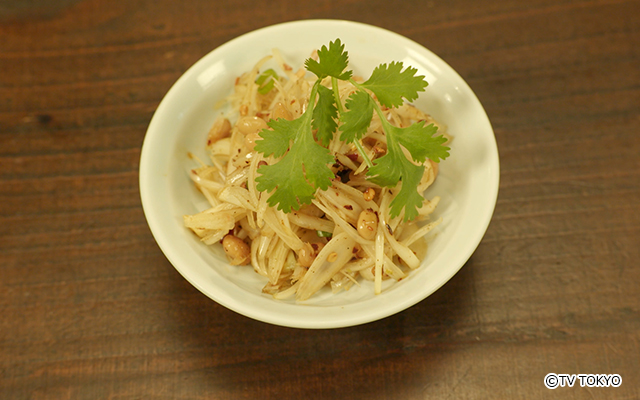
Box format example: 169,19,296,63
2,1,639,399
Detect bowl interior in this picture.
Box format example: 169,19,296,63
140,20,499,328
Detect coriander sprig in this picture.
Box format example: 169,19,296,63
254,81,335,212
254,39,450,220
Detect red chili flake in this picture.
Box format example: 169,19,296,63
344,205,353,210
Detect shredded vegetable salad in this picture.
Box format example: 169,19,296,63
184,40,451,301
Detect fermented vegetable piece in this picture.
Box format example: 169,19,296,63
184,39,450,300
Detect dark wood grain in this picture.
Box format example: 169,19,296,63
2,1,639,399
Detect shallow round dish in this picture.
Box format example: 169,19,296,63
139,19,499,329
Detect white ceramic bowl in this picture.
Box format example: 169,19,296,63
139,20,499,329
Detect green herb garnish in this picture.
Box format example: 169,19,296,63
255,68,279,94
255,39,450,220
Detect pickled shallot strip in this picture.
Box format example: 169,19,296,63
288,211,335,233
401,217,443,247
296,233,356,301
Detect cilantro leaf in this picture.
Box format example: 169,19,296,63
254,83,335,213
360,61,428,108
312,84,339,147
256,142,334,212
339,90,374,142
368,137,426,221
305,39,353,80
390,121,450,163
366,104,450,220
388,162,426,221
367,145,404,188
254,117,301,158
